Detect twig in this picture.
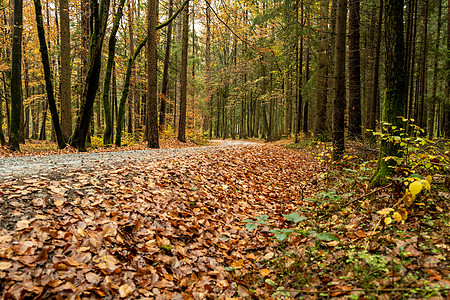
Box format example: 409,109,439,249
347,183,393,205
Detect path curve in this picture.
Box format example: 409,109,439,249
0,140,259,180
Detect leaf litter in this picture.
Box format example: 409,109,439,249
0,141,448,299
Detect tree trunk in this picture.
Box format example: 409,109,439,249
116,37,147,146
130,0,139,136
8,0,23,151
23,59,30,140
348,0,361,139
111,61,116,142
159,0,173,131
303,7,310,134
177,0,189,142
314,0,328,140
34,0,66,149
367,0,383,138
370,0,405,188
146,0,159,148
69,0,111,151
81,0,89,107
428,0,442,139
206,4,212,139
333,0,347,160
0,85,5,145
102,0,125,145
417,0,428,130
113,0,187,146
60,0,72,141
444,0,450,137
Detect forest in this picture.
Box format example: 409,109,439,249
0,0,448,152
0,0,449,298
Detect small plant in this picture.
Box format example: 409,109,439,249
347,252,389,290
365,121,449,250
243,213,307,242
243,213,340,244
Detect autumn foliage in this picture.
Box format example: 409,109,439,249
0,141,449,299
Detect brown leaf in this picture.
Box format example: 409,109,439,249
85,272,101,284
0,261,12,270
119,284,133,298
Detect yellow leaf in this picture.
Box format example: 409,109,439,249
119,284,133,298
409,181,423,195
78,227,86,237
0,261,12,270
376,208,394,215
425,175,432,184
420,179,430,190
393,212,402,223
231,259,245,269
384,217,392,225
260,269,270,277
397,208,408,220
402,190,415,207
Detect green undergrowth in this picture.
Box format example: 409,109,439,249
236,135,449,299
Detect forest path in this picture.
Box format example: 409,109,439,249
0,141,318,298
0,139,259,180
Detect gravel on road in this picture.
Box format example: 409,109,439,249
0,140,259,180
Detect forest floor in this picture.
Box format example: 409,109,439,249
0,138,449,299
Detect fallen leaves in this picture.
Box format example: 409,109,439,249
0,144,318,298
0,141,448,299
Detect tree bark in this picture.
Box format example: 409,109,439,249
348,0,361,139
370,0,405,188
69,0,110,151
428,0,442,139
102,0,125,145
333,0,347,160
367,0,383,138
159,0,174,131
314,0,328,140
0,84,5,145
146,0,159,148
116,38,147,146
114,0,188,146
177,0,189,142
60,0,72,141
34,0,66,149
8,0,23,151
444,0,450,137
206,4,212,139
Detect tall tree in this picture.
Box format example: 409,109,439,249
159,0,174,131
445,0,450,137
33,0,66,149
428,0,442,138
8,0,23,151
114,0,188,146
333,0,347,159
314,0,328,140
177,0,189,142
0,84,5,146
146,0,159,148
69,0,111,151
102,0,126,145
370,0,405,187
348,0,361,139
206,4,212,139
366,0,383,139
60,0,72,141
